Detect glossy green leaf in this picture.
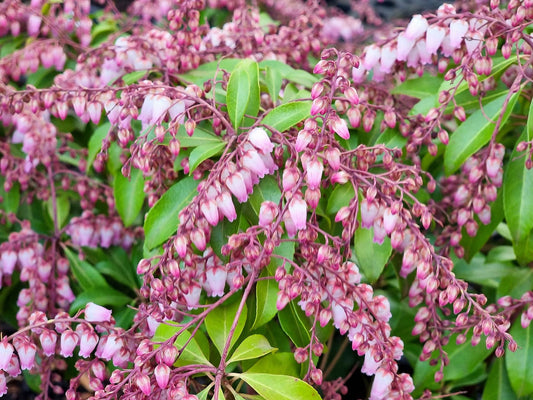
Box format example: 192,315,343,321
178,58,241,86
63,247,109,291
238,373,321,400
326,183,355,215
248,176,282,217
153,323,212,366
506,319,533,397
46,193,70,229
261,101,311,133
69,287,132,314
226,59,260,130
444,91,519,175
265,66,283,103
248,352,299,376
496,268,533,298
278,301,310,347
188,142,226,174
253,277,278,330
482,357,517,400
284,69,318,88
177,125,225,147
228,334,277,363
503,129,533,265
205,299,247,356
143,176,199,250
0,179,20,215
114,168,145,227
87,122,110,171
353,227,392,283
454,254,515,289
122,70,148,85
391,75,443,99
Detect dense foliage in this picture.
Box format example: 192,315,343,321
0,0,533,399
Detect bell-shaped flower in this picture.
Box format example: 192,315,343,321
205,265,227,297
363,44,381,70
0,340,14,370
426,25,446,55
288,195,307,230
369,368,394,400
259,201,278,227
248,127,274,154
60,330,79,357
396,33,416,61
404,14,428,40
84,302,112,323
449,20,469,48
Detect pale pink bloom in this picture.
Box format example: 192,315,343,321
379,44,397,73
325,147,341,171
85,302,112,323
416,40,432,65
216,191,237,221
0,340,14,370
426,25,446,54
248,127,274,154
465,30,483,56
201,199,220,226
1,250,17,275
174,235,188,258
168,100,185,124
205,266,227,297
404,15,428,40
0,372,6,397
183,283,202,309
39,330,58,357
283,212,298,238
155,364,171,389
190,229,206,251
305,158,324,190
282,167,300,192
373,219,387,244
449,20,469,48
289,195,307,230
98,335,122,361
138,94,155,126
4,355,20,377
87,102,102,125
437,3,456,16
383,208,398,234
136,374,152,396
60,330,79,357
242,149,268,178
259,152,277,174
396,33,416,61
151,95,171,124
226,172,248,203
14,340,36,370
27,14,41,36
331,300,351,329
330,116,350,140
112,347,130,368
259,201,278,227
295,129,312,152
352,64,367,83
360,199,379,229
362,350,381,375
56,276,75,302
78,330,99,358
369,368,394,400
373,295,392,322
17,247,34,270
478,205,491,225
363,44,381,70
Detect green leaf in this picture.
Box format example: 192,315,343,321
326,183,355,215
0,179,20,215
143,176,199,250
265,66,283,103
453,254,515,289
496,268,533,299
205,299,247,356
248,352,299,376
261,101,311,133
278,301,310,347
226,59,260,130
528,99,533,142
482,357,517,400
114,168,145,227
353,227,392,283
248,176,282,217
69,287,132,314
238,373,321,400
253,277,278,330
63,247,109,291
46,193,70,229
506,319,533,397
153,323,212,366
503,129,533,265
444,91,519,175
122,70,148,85
284,69,318,88
391,75,443,99
228,334,277,363
188,142,226,174
87,122,110,171
176,125,225,147
177,58,241,86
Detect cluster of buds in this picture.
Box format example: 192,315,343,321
66,213,136,250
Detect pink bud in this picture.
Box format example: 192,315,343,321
71,96,86,118
295,129,312,152
39,330,58,357
405,15,428,40
259,201,278,227
174,235,188,258
155,364,171,389
87,102,102,125
0,340,14,370
97,335,121,361
382,208,398,234
343,87,359,105
305,158,324,189
190,229,206,251
27,15,42,37
200,199,220,226
136,374,151,396
242,149,268,178
216,190,237,222
360,199,378,228
84,302,112,323
0,250,17,275
288,195,307,230
60,330,79,357
0,372,6,397
226,172,248,203
248,127,274,154
330,115,350,140
485,157,501,179
335,206,351,223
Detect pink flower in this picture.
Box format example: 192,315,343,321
363,44,381,70
84,302,112,323
87,102,102,125
248,127,274,154
14,340,36,370
205,266,227,297
305,158,324,190
155,364,171,389
426,25,446,55
39,330,58,357
360,199,379,229
259,201,278,227
97,335,122,361
382,208,398,235
136,374,151,396
288,195,307,230
0,250,17,275
449,20,469,48
373,295,392,322
404,15,428,40
183,283,202,309
60,330,79,357
226,172,248,203
242,149,268,178
0,340,14,370
362,350,381,375
295,129,312,152
369,368,394,400
201,199,220,226
216,191,237,222
396,33,416,61
379,44,397,73
330,116,350,140
78,330,99,358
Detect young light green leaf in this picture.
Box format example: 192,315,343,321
482,357,518,400
227,334,277,363
114,168,145,227
326,183,355,215
261,101,311,133
188,142,226,174
247,353,300,376
503,129,533,265
87,122,110,171
278,301,310,347
444,91,519,175
226,59,260,130
143,176,199,250
238,373,321,400
63,247,109,291
506,319,533,397
284,69,318,88
205,299,247,356
353,227,392,283
177,58,241,86
265,66,283,103
152,323,212,366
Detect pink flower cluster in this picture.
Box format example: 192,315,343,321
66,213,135,249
